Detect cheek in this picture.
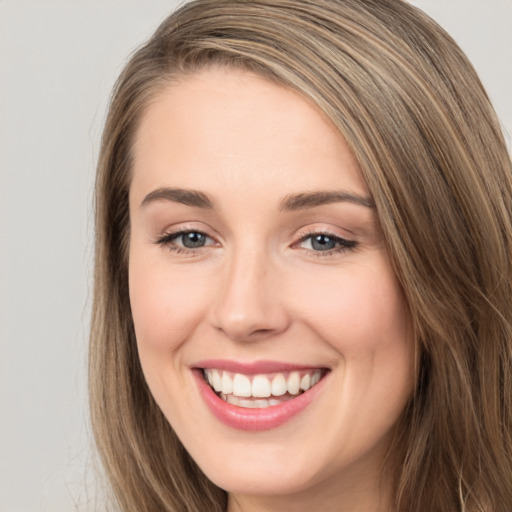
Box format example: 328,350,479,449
289,262,414,447
128,253,209,353
290,262,409,355
128,252,214,414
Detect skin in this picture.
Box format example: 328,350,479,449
128,67,415,512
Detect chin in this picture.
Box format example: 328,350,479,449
203,460,322,497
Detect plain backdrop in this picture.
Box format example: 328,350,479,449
0,1,510,511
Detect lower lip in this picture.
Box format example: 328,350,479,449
193,370,327,431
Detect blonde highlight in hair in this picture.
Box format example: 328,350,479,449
90,1,512,510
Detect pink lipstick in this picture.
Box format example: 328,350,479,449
192,360,329,431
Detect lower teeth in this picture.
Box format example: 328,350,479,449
219,392,296,409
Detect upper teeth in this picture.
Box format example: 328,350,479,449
204,369,322,398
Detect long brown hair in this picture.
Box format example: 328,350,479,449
90,1,512,510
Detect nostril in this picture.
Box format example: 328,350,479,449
215,324,279,342
253,328,274,335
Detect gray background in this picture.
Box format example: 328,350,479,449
0,1,510,511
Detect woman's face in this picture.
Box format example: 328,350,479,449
129,68,414,509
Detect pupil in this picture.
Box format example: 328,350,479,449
311,234,335,251
182,232,205,248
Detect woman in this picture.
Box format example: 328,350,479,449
89,0,512,511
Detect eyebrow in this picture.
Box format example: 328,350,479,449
140,187,374,211
279,190,375,211
141,187,214,209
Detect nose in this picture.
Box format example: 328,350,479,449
210,247,290,343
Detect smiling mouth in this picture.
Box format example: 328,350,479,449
202,368,328,409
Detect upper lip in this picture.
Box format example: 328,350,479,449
192,359,329,375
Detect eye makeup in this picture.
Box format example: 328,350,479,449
153,225,358,259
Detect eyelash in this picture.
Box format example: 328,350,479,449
295,230,357,257
154,229,214,256
154,229,357,257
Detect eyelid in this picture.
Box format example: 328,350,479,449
292,226,357,256
293,225,355,243
152,224,357,257
160,230,214,245
153,223,219,254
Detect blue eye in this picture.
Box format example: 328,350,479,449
178,232,208,248
310,234,337,251
299,233,356,254
156,230,214,251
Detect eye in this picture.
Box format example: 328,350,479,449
155,229,215,252
305,234,338,251
298,232,357,254
176,231,209,249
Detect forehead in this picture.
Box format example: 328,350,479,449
130,67,367,206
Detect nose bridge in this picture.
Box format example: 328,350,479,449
211,241,288,341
